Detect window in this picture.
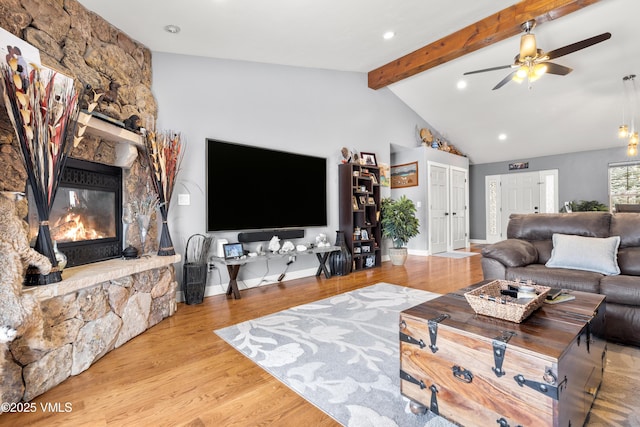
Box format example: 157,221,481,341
609,162,640,208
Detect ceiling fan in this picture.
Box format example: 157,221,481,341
463,20,611,90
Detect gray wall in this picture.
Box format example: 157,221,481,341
151,53,427,294
469,146,631,240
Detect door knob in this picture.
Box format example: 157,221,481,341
444,212,449,216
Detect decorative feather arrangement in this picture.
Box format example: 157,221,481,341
0,59,82,284
143,129,184,256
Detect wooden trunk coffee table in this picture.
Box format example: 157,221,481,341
399,281,606,427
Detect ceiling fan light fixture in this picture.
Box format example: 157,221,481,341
519,33,537,61
533,63,548,77
464,20,610,91
528,72,542,84
515,67,528,79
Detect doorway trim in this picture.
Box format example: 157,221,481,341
485,169,558,243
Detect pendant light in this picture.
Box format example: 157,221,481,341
618,74,639,156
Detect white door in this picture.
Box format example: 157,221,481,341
501,171,540,230
450,167,467,249
485,170,559,242
429,164,448,254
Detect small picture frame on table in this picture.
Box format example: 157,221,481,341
361,229,369,240
360,152,377,166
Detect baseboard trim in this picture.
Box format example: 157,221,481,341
407,249,430,257
470,239,489,244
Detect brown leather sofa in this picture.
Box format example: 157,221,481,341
481,212,640,346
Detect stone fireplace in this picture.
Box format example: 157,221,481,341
0,0,181,405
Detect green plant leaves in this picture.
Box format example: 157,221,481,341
380,195,420,248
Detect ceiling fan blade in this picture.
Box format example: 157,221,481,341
492,70,517,90
544,62,573,76
463,64,513,75
546,32,611,60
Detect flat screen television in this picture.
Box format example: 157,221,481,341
206,139,327,232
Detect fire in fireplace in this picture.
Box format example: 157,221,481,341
28,158,123,267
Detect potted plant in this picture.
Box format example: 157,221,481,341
380,195,420,265
563,200,608,212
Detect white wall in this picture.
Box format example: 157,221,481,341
151,53,428,295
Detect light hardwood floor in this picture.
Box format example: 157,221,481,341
2,250,484,426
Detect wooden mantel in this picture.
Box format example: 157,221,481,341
367,0,603,90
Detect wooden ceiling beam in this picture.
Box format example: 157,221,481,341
367,0,603,90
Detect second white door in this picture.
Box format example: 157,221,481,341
429,162,468,253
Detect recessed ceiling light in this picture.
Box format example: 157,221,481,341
457,80,467,90
498,133,507,141
383,31,395,40
164,25,181,34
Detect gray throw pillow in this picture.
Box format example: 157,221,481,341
546,233,620,275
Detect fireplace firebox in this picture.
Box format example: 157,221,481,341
28,158,123,267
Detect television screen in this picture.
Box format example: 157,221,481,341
206,139,327,232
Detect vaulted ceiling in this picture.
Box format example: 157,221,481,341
78,0,640,164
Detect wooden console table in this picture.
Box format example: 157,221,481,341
209,246,340,299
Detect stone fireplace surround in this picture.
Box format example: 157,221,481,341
0,0,181,404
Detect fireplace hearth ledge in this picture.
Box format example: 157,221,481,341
23,254,181,301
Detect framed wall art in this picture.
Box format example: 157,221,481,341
360,152,377,166
391,161,418,188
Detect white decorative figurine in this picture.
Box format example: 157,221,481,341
280,241,295,253
268,235,281,253
315,233,329,247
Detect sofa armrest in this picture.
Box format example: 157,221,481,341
481,239,538,268
481,257,508,280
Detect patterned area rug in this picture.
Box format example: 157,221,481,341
215,283,639,426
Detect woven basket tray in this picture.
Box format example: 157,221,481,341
464,280,551,323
